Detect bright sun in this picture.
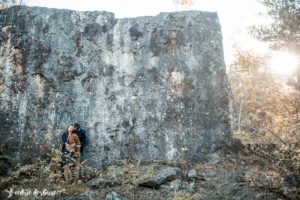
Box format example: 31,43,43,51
268,52,299,75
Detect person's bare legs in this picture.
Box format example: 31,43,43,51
73,155,81,181
63,165,72,181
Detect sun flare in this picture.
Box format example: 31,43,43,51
268,52,298,75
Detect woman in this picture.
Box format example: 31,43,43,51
61,125,81,181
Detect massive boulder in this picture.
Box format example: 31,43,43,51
0,6,231,168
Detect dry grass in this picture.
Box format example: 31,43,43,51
1,143,299,200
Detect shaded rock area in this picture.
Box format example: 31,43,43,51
105,191,126,200
0,6,231,169
137,166,181,188
187,169,197,179
160,179,182,190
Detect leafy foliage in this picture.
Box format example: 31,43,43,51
229,47,300,199
230,47,300,141
253,0,300,53
173,0,195,9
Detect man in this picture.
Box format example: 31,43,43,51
73,123,88,156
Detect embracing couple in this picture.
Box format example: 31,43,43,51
61,123,88,182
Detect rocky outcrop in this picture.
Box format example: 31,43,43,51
0,6,231,168
138,167,181,188
105,191,126,200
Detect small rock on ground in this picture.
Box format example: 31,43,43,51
138,167,181,188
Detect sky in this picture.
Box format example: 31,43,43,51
26,0,271,65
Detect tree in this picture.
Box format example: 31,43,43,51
173,0,195,10
230,46,300,142
229,48,300,198
254,0,300,52
253,0,300,88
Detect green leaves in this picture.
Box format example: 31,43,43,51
254,0,300,53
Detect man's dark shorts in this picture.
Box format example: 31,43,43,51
61,151,77,165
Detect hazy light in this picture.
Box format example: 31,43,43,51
268,52,298,75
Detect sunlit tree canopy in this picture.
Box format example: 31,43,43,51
254,0,300,53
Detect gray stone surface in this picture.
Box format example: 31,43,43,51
87,175,122,189
87,178,99,189
205,152,221,163
187,169,197,179
160,178,182,190
105,191,126,200
0,6,231,168
138,167,181,188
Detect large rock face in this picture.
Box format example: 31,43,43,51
0,6,231,168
